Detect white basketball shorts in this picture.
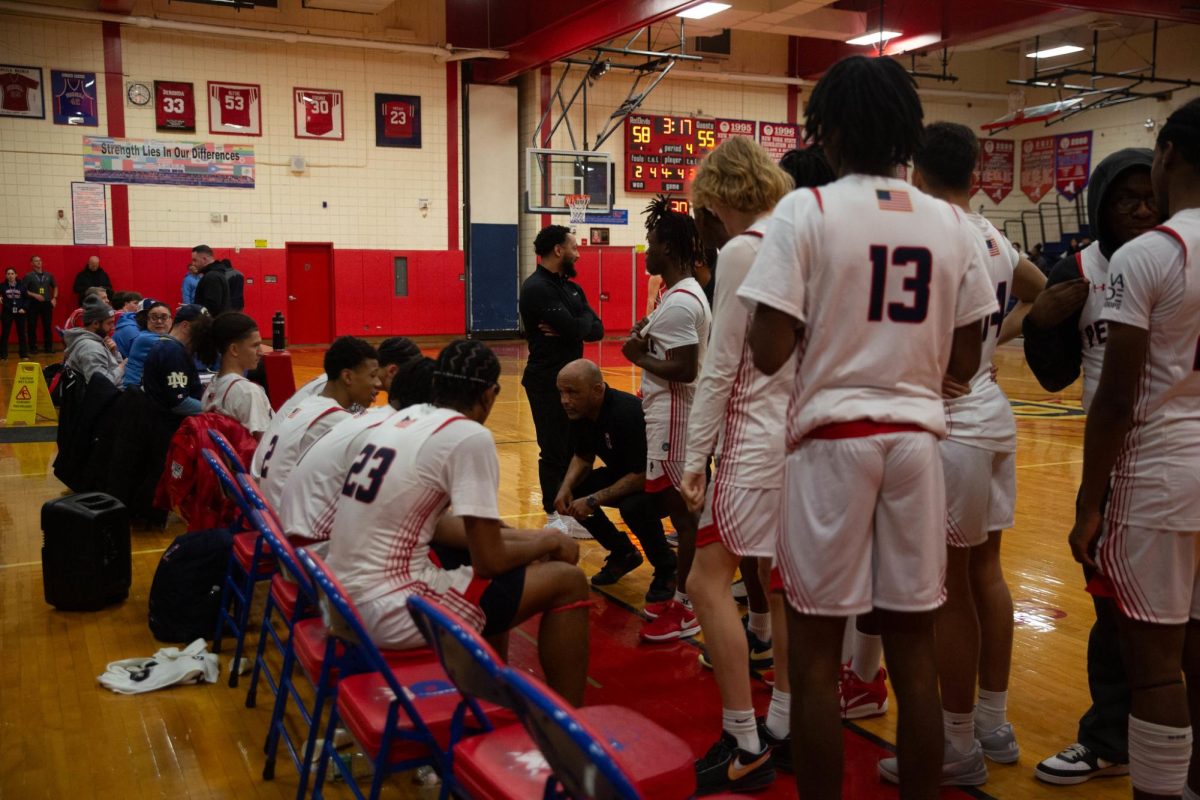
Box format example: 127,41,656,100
941,440,1016,548
1090,521,1200,625
697,481,779,558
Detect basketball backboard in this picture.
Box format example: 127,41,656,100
525,148,613,214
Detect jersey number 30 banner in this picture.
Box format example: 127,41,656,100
294,88,343,140
208,81,261,137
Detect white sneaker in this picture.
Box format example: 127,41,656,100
879,739,988,787
1035,742,1129,785
546,512,593,540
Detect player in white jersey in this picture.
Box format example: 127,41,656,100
623,196,712,642
1068,99,1200,800
1022,149,1159,785
275,336,421,420
680,136,819,795
737,56,999,799
253,337,380,510
876,123,1047,788
326,340,590,706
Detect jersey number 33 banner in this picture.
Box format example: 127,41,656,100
208,81,261,136
294,88,343,140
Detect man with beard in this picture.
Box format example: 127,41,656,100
519,225,604,537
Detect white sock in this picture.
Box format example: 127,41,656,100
1129,715,1191,797
851,632,882,681
944,709,975,755
674,590,691,609
975,688,1008,731
723,708,760,753
766,689,790,740
748,611,772,643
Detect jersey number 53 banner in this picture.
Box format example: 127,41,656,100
375,93,421,148
294,88,343,140
208,81,261,136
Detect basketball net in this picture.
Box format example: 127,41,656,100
566,194,590,226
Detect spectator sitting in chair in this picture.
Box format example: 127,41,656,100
63,294,122,383
142,303,208,416
111,293,145,357
63,286,109,330
123,301,176,390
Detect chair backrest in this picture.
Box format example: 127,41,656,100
500,668,641,800
236,472,313,598
200,447,254,524
407,594,513,710
207,427,249,474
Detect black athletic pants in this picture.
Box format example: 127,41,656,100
1,312,27,358
1076,565,1130,763
26,301,53,353
574,467,675,574
526,383,571,515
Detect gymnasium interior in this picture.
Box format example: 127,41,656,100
2,0,1200,797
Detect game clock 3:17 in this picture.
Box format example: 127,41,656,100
625,113,715,194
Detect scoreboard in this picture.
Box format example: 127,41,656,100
624,113,716,194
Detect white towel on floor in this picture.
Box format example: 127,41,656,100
98,638,219,694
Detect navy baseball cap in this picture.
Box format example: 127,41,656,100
174,304,208,323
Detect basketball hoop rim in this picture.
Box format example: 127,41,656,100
565,194,590,224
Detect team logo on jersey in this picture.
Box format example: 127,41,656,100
985,238,1001,257
876,189,912,212
166,371,188,389
1104,273,1126,308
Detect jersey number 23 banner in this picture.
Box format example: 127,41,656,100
375,93,421,148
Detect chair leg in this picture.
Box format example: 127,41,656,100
246,593,278,709
310,701,342,800
228,567,258,689
211,553,237,653
296,665,333,800
262,643,294,777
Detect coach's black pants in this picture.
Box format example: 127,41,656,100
526,383,571,515
1076,565,1130,763
574,467,675,574
26,301,53,353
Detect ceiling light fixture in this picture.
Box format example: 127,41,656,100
846,30,902,46
677,3,731,20
1026,44,1084,59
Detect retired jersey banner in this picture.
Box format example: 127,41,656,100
83,136,255,188
1020,136,1056,203
1055,131,1092,200
51,70,98,126
294,87,343,140
714,118,756,145
757,122,802,162
375,93,421,148
977,138,1014,204
208,81,261,136
155,81,195,133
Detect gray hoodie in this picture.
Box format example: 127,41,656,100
63,327,122,384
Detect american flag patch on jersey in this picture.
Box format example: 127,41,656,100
876,189,913,212
985,237,1001,256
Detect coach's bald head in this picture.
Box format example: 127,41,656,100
557,359,605,421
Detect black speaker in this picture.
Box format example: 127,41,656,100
42,493,131,611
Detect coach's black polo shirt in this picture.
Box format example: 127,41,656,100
518,264,603,388
570,386,647,477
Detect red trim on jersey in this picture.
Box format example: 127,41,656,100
462,575,490,605
696,523,721,549
769,565,784,594
811,187,823,213
1154,225,1188,261
1074,251,1085,278
304,405,348,432
220,376,246,406
806,420,927,440
433,414,469,434
645,473,673,493
740,230,764,240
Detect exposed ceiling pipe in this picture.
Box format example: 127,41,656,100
0,0,508,61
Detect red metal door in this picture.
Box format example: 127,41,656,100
285,243,333,344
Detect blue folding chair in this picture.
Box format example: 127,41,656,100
202,448,275,689
501,667,697,800
208,428,249,473
297,549,471,800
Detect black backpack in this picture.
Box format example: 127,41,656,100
148,528,233,643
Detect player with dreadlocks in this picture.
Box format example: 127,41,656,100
622,195,712,642
325,339,592,705
739,55,998,798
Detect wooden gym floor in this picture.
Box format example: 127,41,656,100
0,338,1124,799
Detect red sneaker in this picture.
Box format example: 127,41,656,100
643,599,672,619
640,601,700,642
838,662,889,719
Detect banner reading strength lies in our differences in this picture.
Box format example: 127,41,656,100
82,136,254,188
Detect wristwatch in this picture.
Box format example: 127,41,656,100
585,495,599,510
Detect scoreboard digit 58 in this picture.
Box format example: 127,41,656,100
625,113,715,194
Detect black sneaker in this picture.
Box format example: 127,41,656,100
645,568,677,602
590,550,643,586
1035,742,1129,785
758,717,792,773
694,731,775,795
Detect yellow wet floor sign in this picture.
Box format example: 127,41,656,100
6,361,57,425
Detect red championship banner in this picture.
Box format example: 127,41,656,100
714,118,757,145
1055,131,1092,200
1020,136,1055,203
155,81,195,133
977,138,1014,204
757,122,802,162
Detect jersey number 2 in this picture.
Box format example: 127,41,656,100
868,245,932,323
342,445,396,504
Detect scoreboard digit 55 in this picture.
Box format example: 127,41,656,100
625,113,715,194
